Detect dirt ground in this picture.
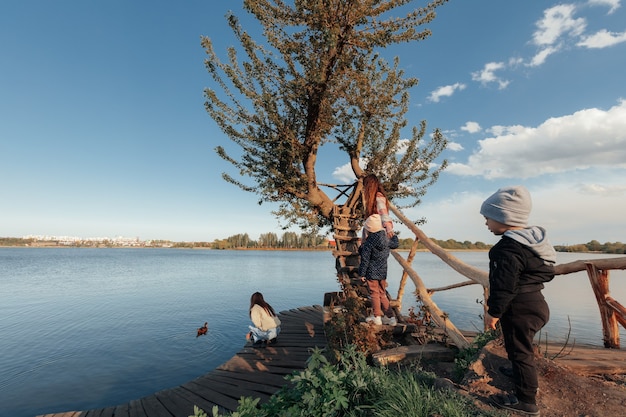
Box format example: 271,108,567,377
426,339,626,417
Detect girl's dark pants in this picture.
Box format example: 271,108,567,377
499,291,549,405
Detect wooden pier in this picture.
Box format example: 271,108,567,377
37,305,328,417
33,303,626,417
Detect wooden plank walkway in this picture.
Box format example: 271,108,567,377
37,305,327,417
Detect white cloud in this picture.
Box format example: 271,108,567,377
332,162,357,183
530,180,626,244
487,125,528,136
447,100,626,179
482,2,623,70
401,191,488,242
428,83,466,103
461,121,482,134
401,178,626,244
447,142,464,152
579,182,626,195
471,62,510,89
532,4,586,46
588,0,621,14
528,45,559,67
578,29,626,48
527,4,587,66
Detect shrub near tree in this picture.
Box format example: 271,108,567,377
191,346,499,417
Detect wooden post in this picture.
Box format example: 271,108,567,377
391,251,470,349
585,262,620,348
606,297,626,329
395,238,421,312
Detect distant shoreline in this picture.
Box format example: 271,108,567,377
0,243,487,251
2,238,621,254
0,241,429,251
0,244,334,251
2,245,613,255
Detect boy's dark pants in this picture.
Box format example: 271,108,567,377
500,292,549,405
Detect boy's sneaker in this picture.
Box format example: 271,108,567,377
382,316,397,326
490,394,539,416
365,315,383,325
500,401,539,416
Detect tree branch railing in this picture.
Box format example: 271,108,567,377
389,203,489,287
387,201,626,349
390,250,470,349
327,184,626,349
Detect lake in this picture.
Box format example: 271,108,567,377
1,248,624,417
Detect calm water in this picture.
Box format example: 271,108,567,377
1,248,625,417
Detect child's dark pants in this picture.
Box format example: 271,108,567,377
499,292,550,405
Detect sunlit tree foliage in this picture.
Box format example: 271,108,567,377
202,0,449,231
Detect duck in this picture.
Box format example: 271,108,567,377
196,322,208,337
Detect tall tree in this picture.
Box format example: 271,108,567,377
202,0,449,231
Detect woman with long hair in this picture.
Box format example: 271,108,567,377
362,174,394,238
247,292,281,346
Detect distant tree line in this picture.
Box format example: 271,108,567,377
209,234,492,251
171,241,212,248
211,232,328,250
395,237,492,251
0,237,35,246
2,237,624,254
554,240,626,254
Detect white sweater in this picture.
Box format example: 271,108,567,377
250,304,281,331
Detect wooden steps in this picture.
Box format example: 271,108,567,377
371,338,626,376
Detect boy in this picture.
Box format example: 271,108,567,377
481,186,556,417
358,214,398,326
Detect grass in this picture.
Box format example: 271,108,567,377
190,345,503,417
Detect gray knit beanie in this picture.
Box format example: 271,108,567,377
480,186,532,227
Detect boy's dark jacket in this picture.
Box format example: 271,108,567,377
487,226,556,318
358,231,399,281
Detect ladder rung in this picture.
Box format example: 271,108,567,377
332,225,359,231
333,213,362,219
333,234,359,241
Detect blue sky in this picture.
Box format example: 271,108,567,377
1,1,625,245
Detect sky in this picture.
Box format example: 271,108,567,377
1,0,625,245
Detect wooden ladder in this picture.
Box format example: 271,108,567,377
330,204,403,319
331,204,368,301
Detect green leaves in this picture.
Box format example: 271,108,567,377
453,328,500,380
203,0,450,231
193,344,496,417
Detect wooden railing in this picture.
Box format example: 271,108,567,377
572,260,626,348
388,202,626,349
325,182,626,350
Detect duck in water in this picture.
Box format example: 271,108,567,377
197,322,208,337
